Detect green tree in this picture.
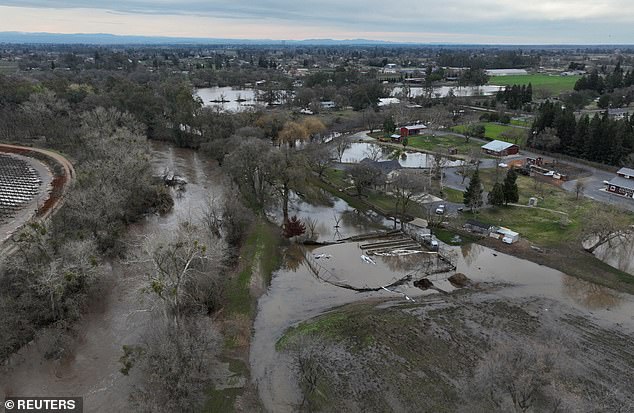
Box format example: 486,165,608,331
464,169,483,212
503,169,519,205
383,115,396,134
487,182,505,207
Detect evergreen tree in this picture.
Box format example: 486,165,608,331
488,182,505,207
464,169,483,212
503,169,519,205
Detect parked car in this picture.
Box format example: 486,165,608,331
435,204,445,215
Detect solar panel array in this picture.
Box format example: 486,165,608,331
0,154,42,224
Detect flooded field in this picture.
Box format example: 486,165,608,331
195,87,258,111
341,142,463,168
282,190,391,242
392,85,504,98
0,141,225,410
252,190,634,412
592,235,634,275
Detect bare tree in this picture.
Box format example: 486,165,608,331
143,220,225,324
431,153,449,190
391,170,428,226
580,205,632,253
125,317,221,413
574,179,587,200
349,163,385,196
284,333,330,411
333,136,352,163
366,144,383,162
464,334,582,413
305,143,333,178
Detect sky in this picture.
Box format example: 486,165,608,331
0,1,632,44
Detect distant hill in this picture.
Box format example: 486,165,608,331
0,31,401,46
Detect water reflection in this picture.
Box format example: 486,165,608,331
592,235,634,275
341,142,463,168
392,85,504,98
561,275,621,310
195,87,257,111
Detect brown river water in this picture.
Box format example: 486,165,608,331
0,142,224,411
2,142,634,412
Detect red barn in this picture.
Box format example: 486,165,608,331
481,140,520,156
400,124,427,137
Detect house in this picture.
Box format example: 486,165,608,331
320,101,336,110
390,134,402,142
359,158,402,176
481,140,520,157
400,124,427,138
463,219,493,235
605,167,634,198
490,227,520,244
607,108,630,120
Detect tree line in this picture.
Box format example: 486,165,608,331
529,100,634,166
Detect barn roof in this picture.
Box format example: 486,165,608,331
608,176,634,191
481,140,517,152
402,124,427,130
616,167,634,177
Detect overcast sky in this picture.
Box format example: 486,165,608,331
0,1,632,44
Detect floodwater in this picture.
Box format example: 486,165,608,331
591,235,634,275
0,141,225,411
341,142,463,168
252,193,634,412
392,85,504,99
195,87,257,112
282,190,391,242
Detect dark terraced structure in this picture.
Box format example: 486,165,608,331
0,154,42,225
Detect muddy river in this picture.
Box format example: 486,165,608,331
0,142,225,411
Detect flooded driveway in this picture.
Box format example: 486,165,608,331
0,141,225,411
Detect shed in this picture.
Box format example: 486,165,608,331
400,124,427,137
494,227,520,243
605,176,634,198
481,140,520,157
464,219,493,235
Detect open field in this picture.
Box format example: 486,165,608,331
488,74,580,95
452,123,528,146
406,134,483,155
463,168,594,245
277,292,634,412
450,168,634,291
369,132,486,158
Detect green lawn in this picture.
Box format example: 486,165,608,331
405,134,483,156
487,74,580,95
225,220,281,316
462,168,596,245
452,123,528,146
443,187,464,203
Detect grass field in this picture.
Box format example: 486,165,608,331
452,123,528,146
462,168,593,245
488,74,580,95
405,134,484,156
